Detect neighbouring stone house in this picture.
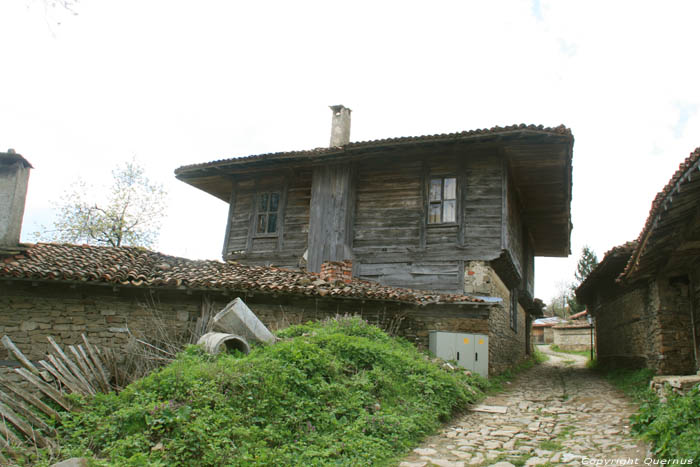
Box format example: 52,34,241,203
175,106,574,367
576,148,700,375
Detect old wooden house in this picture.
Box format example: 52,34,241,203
176,106,574,368
577,148,700,375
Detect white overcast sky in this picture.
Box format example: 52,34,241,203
1,0,699,303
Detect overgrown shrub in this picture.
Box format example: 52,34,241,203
40,316,486,466
602,368,700,461
632,386,700,460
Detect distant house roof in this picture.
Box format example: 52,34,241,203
175,123,574,257
1,243,487,307
553,322,591,329
620,147,700,282
532,316,566,328
568,310,588,320
575,242,637,305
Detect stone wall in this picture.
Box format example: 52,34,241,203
653,276,696,374
0,280,500,374
481,268,529,375
592,276,698,375
593,285,656,370
553,325,592,351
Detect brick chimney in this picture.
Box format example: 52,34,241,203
320,260,353,284
329,105,351,147
0,150,32,250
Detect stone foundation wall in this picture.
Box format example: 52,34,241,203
653,277,696,374
553,326,592,351
477,267,528,375
0,280,496,373
593,285,656,370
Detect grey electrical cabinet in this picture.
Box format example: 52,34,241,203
429,331,489,377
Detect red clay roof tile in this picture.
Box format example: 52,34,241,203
1,243,485,306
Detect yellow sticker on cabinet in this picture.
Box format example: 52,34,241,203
463,338,469,344
478,339,484,345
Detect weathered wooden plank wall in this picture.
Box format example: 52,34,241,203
306,163,355,272
223,171,311,268
218,144,538,296
352,149,504,294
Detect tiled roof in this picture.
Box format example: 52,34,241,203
175,123,572,174
532,316,566,327
621,147,700,280
0,243,486,306
575,242,637,303
568,310,588,320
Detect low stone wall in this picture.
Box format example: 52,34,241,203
0,280,498,374
553,325,592,351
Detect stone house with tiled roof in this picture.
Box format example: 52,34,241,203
175,106,574,370
3,149,530,377
577,149,700,375
2,108,574,376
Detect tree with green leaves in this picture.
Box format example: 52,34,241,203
566,245,599,314
37,160,167,248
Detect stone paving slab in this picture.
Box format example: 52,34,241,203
400,346,649,466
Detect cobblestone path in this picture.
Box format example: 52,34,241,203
400,346,649,466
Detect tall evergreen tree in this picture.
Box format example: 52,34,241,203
566,246,599,314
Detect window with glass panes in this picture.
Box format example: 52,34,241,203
256,192,280,234
428,177,457,224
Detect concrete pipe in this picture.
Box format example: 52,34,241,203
197,332,250,355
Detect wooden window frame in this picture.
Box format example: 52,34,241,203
427,176,458,225
253,191,281,237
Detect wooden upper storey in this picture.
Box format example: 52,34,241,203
176,125,573,262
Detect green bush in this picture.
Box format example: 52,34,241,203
45,317,486,466
631,386,700,460
601,368,700,460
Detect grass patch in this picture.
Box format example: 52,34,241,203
549,344,592,358
486,351,545,394
28,316,487,466
601,367,700,461
538,439,562,451
533,347,549,363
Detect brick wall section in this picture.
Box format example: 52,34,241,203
319,260,353,284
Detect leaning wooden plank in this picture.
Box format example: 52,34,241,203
47,337,95,395
38,360,65,392
77,344,108,393
14,368,72,412
0,381,60,420
46,354,85,395
0,416,23,447
69,345,99,391
81,334,110,391
1,335,46,380
0,401,50,448
0,389,53,435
